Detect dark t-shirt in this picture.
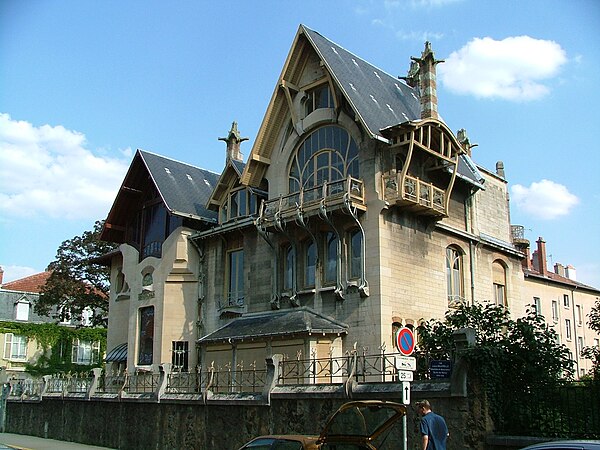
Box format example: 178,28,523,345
420,411,448,450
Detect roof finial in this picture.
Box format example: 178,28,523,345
219,122,248,163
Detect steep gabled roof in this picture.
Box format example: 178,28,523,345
302,25,421,139
1,271,51,293
139,150,219,220
102,150,219,242
206,158,247,211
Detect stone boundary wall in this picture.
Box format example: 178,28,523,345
5,381,491,450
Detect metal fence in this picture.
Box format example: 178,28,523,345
495,380,600,439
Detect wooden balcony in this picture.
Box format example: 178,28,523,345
383,173,446,217
258,177,365,230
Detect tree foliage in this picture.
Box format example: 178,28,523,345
581,299,600,379
417,303,573,426
35,220,116,326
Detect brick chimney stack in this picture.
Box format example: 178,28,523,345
0,266,3,286
412,42,444,120
219,122,248,163
536,237,548,277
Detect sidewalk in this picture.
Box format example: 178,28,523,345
0,433,114,450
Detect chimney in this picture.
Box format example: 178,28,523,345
0,266,3,286
554,263,566,277
412,42,444,120
566,265,577,281
522,245,532,271
536,237,548,277
219,122,248,164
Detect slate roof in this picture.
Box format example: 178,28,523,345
302,25,421,140
139,150,219,222
1,271,51,293
198,307,348,344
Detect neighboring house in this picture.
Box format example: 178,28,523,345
0,269,103,381
100,25,599,377
515,236,600,377
0,271,55,380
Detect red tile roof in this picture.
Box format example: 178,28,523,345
1,271,51,293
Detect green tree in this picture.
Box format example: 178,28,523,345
35,220,116,326
581,299,600,379
417,303,573,430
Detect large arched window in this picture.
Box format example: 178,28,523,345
288,125,359,193
446,246,464,305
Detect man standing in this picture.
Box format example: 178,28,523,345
416,399,449,450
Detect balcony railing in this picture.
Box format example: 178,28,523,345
259,177,365,228
383,173,446,216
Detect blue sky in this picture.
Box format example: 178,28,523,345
1,0,599,288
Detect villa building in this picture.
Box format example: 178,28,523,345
100,25,599,377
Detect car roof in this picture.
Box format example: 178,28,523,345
521,440,600,449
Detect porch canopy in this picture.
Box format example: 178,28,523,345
198,307,348,345
105,342,127,362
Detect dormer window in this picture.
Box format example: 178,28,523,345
305,84,333,116
220,188,266,223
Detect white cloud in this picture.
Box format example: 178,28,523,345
0,265,39,284
439,36,567,101
511,180,579,220
0,113,129,220
396,30,444,42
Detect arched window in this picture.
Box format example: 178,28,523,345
446,246,464,305
283,245,294,291
349,229,362,280
324,232,338,284
493,260,507,307
304,240,316,288
288,126,359,193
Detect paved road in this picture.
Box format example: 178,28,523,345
0,433,114,450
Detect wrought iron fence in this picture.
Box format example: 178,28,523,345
45,373,92,394
7,378,44,398
494,380,600,439
97,374,126,393
166,370,207,394
124,372,160,394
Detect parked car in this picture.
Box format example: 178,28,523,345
238,400,407,450
521,441,600,450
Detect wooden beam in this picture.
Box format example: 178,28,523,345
252,154,271,165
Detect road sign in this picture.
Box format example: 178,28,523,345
397,370,413,382
402,381,411,405
395,327,415,356
395,356,416,371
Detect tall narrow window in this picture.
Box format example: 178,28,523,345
576,305,583,325
283,245,294,291
563,294,570,308
492,260,507,308
138,306,154,365
324,232,338,284
533,297,541,316
4,333,27,360
577,337,584,353
227,249,244,306
304,241,316,288
446,247,464,305
172,341,189,372
552,300,558,321
565,319,572,340
349,229,362,280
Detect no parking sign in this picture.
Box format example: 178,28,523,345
395,327,415,356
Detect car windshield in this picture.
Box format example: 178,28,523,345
322,404,399,438
243,438,305,450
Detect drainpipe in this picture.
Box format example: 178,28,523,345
571,286,580,376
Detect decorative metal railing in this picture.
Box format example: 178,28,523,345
97,374,126,393
45,373,91,394
383,173,446,215
260,177,365,226
124,371,160,394
7,378,44,398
